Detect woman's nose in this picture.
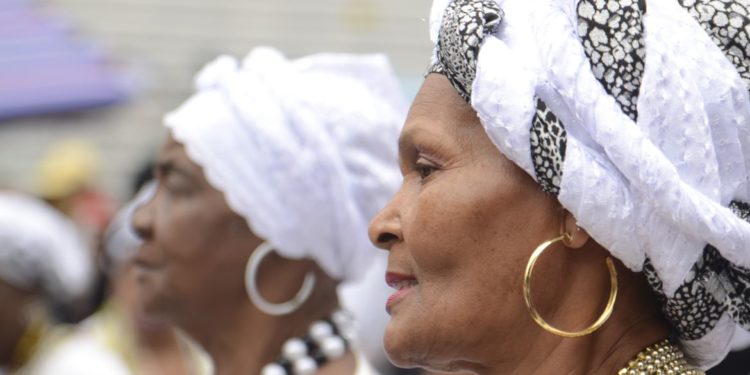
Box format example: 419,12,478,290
131,185,157,241
368,193,403,251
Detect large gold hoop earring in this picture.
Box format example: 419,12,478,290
523,235,618,338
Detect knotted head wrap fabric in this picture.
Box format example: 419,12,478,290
0,192,93,304
164,47,406,282
428,0,750,368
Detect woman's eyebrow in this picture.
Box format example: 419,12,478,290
398,124,434,152
398,130,414,154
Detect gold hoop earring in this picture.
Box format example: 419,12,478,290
523,235,618,338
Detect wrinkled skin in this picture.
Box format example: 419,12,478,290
131,136,348,375
368,74,668,375
132,136,257,325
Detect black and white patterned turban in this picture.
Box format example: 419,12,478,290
428,0,750,369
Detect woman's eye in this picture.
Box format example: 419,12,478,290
416,164,435,179
163,176,193,196
415,157,439,180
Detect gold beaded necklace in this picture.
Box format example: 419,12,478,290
617,339,704,375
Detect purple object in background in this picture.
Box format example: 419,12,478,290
0,0,128,121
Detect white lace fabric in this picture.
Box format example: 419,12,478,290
430,0,750,369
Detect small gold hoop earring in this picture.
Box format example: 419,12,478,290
523,234,618,338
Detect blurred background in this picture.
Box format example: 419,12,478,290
0,0,432,201
0,1,432,374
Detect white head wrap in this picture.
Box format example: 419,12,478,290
0,192,93,303
163,47,405,282
428,0,750,368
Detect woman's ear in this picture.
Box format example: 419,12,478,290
562,211,590,249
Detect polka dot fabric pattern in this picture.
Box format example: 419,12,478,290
730,200,750,222
427,0,750,368
678,0,750,90
577,0,646,121
430,0,569,195
644,238,750,341
428,0,503,102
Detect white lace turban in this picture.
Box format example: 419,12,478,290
0,192,93,303
163,47,406,282
427,0,750,368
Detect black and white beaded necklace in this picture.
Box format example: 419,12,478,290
260,310,354,375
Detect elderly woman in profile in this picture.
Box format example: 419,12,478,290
132,46,405,375
0,192,93,374
368,0,750,374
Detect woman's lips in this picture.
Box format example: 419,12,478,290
134,256,160,270
385,272,418,313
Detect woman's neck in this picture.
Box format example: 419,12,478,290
502,315,669,375
4,307,47,371
0,323,24,368
469,263,672,375
180,291,350,375
0,285,35,368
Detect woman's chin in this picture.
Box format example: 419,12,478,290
137,289,167,319
384,332,444,373
384,348,420,370
134,275,173,320
383,314,422,368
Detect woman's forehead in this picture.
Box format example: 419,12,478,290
401,74,483,146
157,136,202,177
412,74,472,113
